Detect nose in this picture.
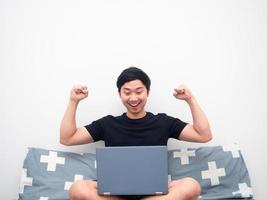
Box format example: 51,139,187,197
129,94,138,101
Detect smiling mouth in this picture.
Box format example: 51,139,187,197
128,102,141,108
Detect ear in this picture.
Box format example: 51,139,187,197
118,90,122,97
147,89,150,96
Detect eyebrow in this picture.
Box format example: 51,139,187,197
122,87,145,92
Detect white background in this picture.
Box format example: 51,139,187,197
1,0,267,199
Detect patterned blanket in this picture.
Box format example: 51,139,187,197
18,144,253,200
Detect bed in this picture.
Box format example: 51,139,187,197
18,143,253,200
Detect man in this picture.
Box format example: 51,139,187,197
60,67,212,200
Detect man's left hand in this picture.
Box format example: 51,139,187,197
173,85,193,102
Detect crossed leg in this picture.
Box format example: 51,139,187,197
69,177,201,200
142,177,201,200
69,180,124,200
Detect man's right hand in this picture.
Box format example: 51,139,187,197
60,85,93,146
70,85,88,102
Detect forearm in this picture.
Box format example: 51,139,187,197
60,100,79,143
187,96,212,139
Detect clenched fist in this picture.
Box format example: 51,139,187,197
70,85,88,102
173,85,193,102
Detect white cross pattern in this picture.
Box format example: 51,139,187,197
64,174,84,190
19,168,33,194
40,151,65,171
223,143,240,158
173,148,196,165
232,183,253,197
201,161,226,186
40,197,49,200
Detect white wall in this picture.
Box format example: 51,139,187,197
1,0,267,199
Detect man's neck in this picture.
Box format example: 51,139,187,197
126,111,147,119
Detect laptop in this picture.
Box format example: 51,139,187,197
96,146,168,196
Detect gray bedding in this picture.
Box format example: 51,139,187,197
18,144,253,200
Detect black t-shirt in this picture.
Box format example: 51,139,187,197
85,112,187,147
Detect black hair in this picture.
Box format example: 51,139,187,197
116,67,151,92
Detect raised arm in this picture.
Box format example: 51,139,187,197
60,85,94,146
173,85,212,143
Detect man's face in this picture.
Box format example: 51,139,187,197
119,80,149,118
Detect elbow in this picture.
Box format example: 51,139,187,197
205,135,213,142
60,135,72,146
202,132,213,143
60,139,74,146
60,138,69,146
60,128,75,146
194,126,213,143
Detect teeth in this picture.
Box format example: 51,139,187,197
129,102,139,107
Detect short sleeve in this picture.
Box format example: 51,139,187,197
84,118,105,142
168,116,188,139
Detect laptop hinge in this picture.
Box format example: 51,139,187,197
155,192,163,195
103,192,111,195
